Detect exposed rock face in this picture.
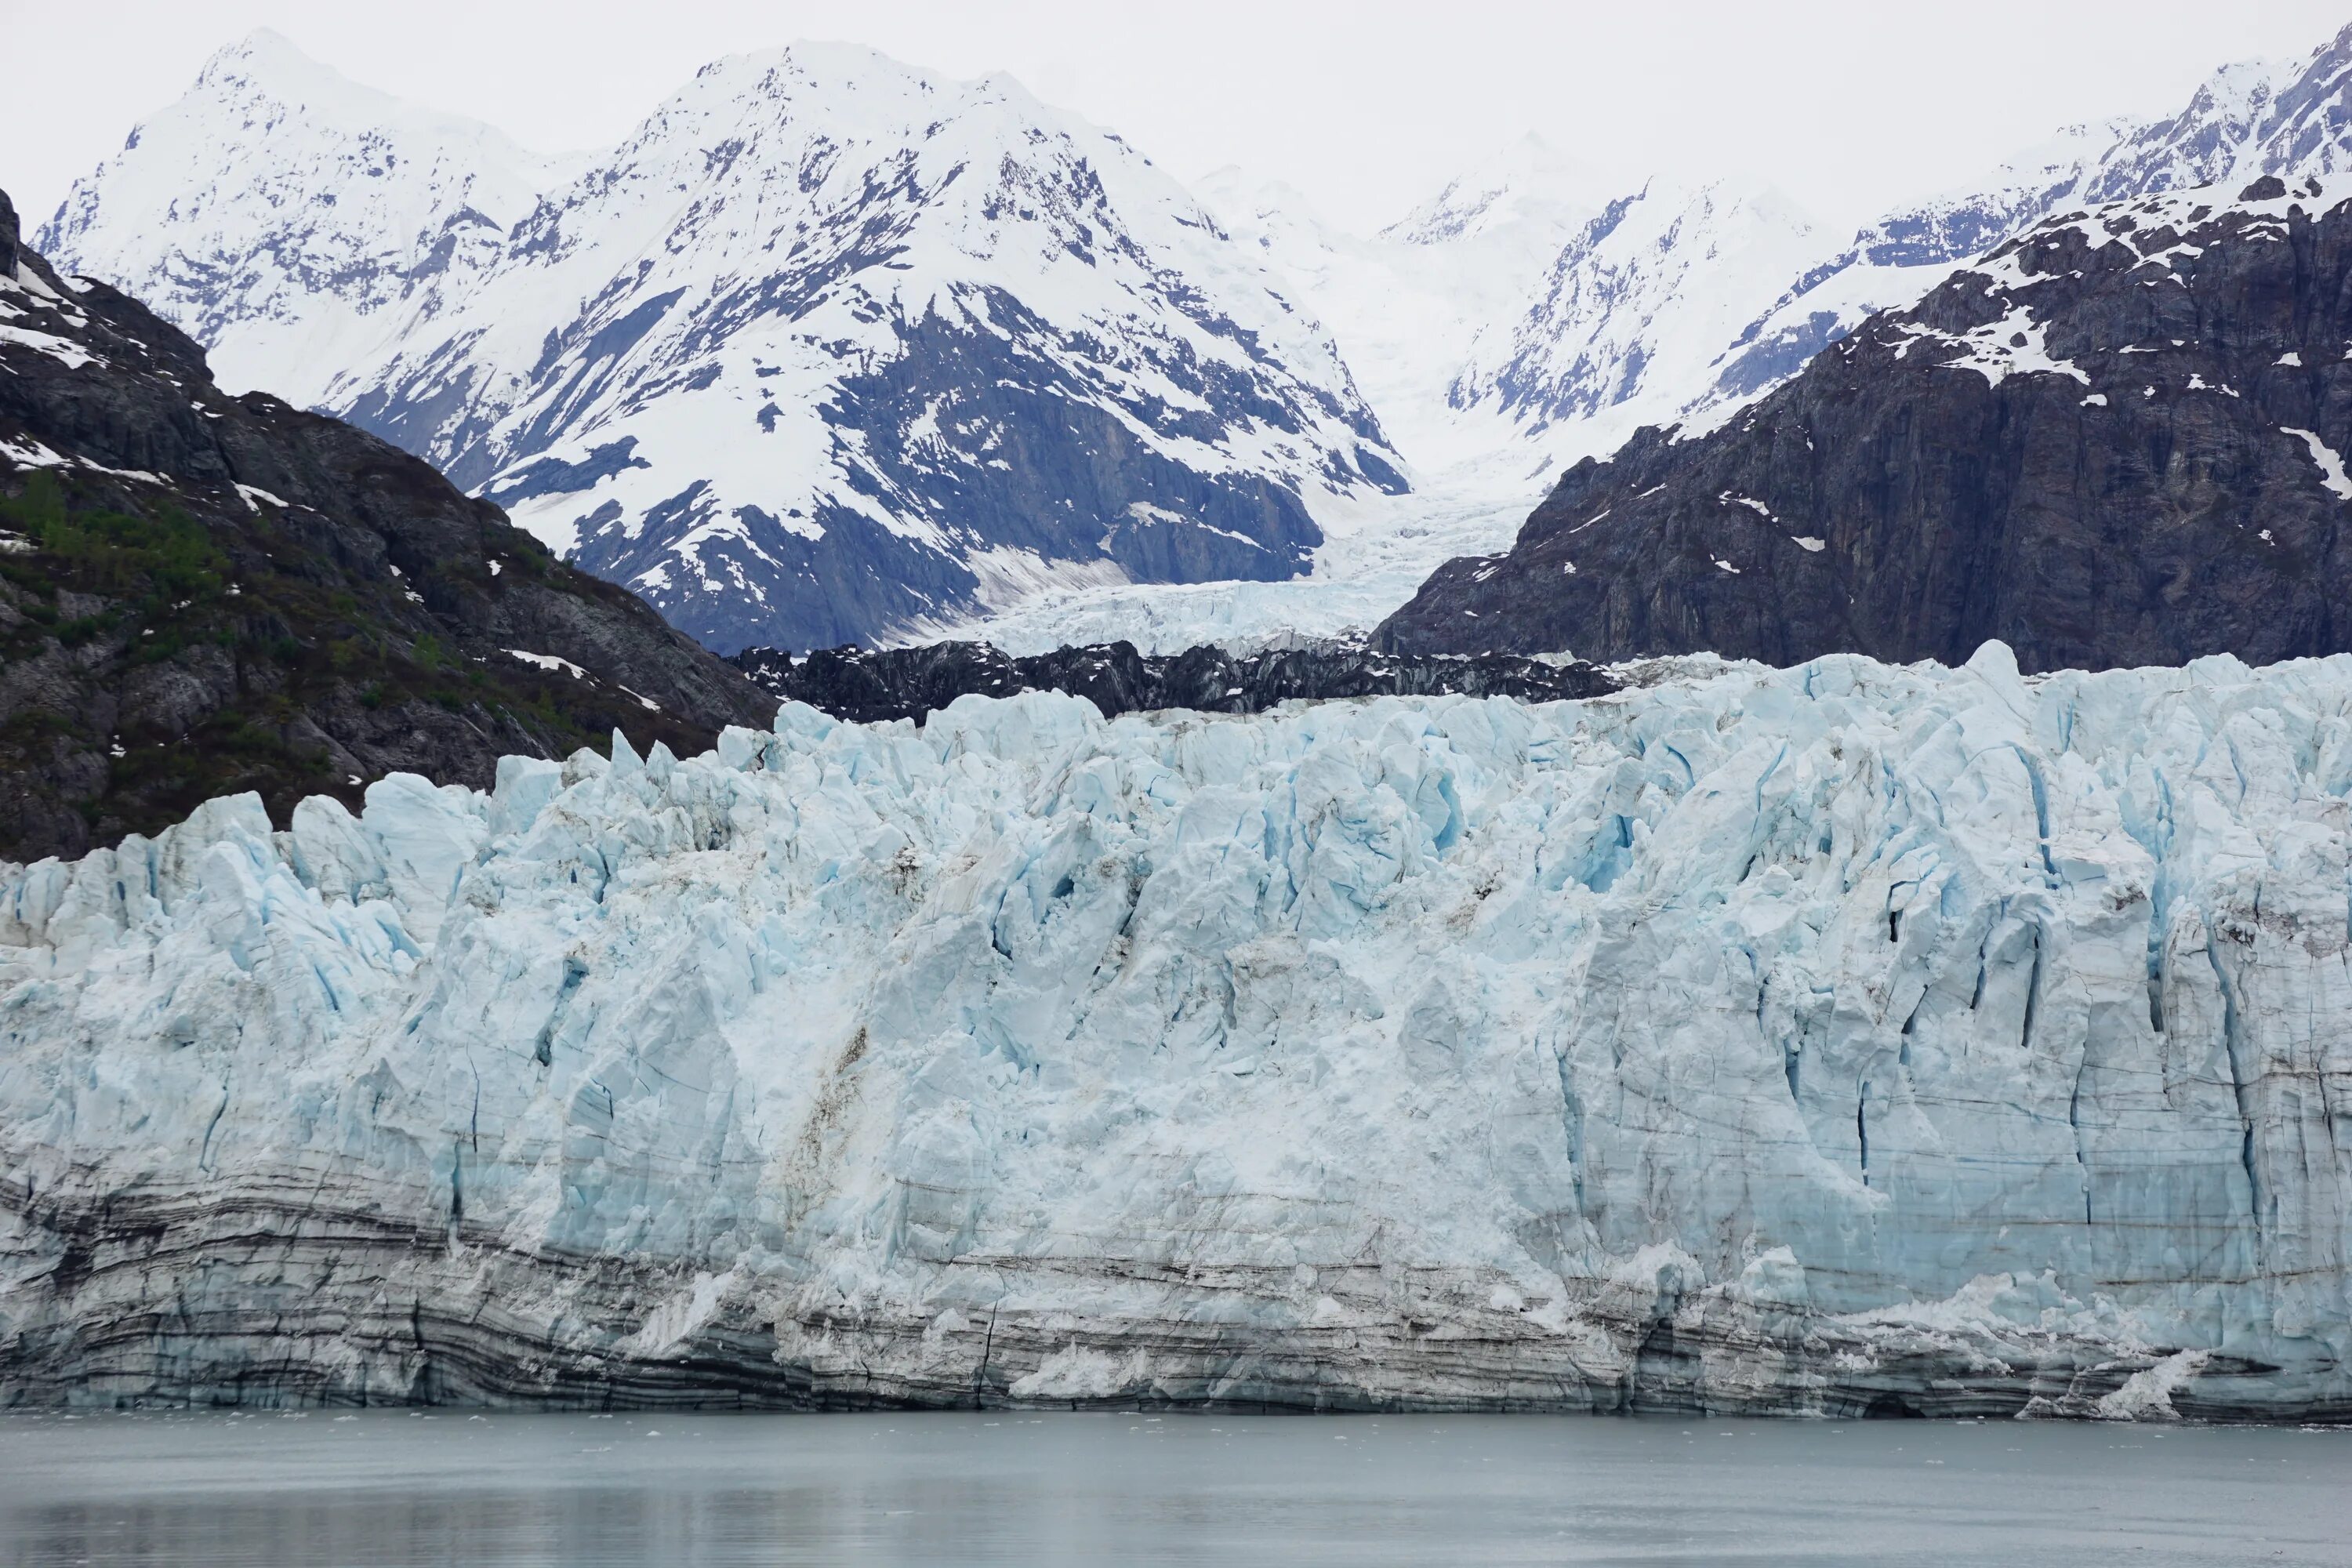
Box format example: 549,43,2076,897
0,191,774,862
2,648,2348,1419
42,34,1404,655
732,639,1617,725
1381,178,2352,671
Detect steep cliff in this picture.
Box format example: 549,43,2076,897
2,648,2347,1418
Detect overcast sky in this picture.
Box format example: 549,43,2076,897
5,1,2347,235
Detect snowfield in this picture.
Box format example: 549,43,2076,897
2,644,2347,1416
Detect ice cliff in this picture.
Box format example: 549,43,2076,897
2,644,2347,1417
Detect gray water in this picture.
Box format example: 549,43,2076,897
0,1411,2345,1566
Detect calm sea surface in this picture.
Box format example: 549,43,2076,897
0,1410,2344,1566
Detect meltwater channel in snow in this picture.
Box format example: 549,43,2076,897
2,643,2350,1417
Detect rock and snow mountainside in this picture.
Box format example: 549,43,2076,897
955,23,2352,665
1381,176,2352,670
921,148,1612,660
0,187,771,863
1446,178,1824,442
1686,21,2352,431
42,33,1405,655
2,648,2348,1417
1229,21,2352,470
32,32,580,412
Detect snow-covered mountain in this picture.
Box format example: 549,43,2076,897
1195,134,1605,470
1446,176,1822,444
1207,20,2352,475
41,34,1406,654
48,24,2352,666
5,653,2350,1417
815,18,2352,661
36,31,579,419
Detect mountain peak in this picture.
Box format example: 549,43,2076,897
1383,135,1613,247
191,27,408,132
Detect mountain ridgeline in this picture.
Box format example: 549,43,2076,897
1381,176,2352,672
0,188,773,862
42,35,1405,656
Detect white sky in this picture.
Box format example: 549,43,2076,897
4,1,2347,235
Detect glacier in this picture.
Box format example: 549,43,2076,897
2,643,2348,1417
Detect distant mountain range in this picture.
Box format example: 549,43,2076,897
1204,21,2352,473
42,34,1406,654
38,21,2352,664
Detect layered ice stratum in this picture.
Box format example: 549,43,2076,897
2,644,2347,1417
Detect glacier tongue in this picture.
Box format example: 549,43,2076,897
2,646,2349,1416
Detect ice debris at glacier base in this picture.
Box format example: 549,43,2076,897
2,641,2348,1418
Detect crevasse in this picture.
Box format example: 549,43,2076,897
1,641,2347,1417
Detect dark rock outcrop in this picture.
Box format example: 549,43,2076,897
735,638,1617,726
0,191,775,862
1380,179,2352,673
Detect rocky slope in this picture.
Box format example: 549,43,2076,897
2,647,2347,1417
43,33,1405,655
1380,176,2352,671
0,187,773,862
734,638,1615,725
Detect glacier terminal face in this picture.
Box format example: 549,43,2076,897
2,645,2347,1417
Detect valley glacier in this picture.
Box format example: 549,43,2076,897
2,646,2349,1417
